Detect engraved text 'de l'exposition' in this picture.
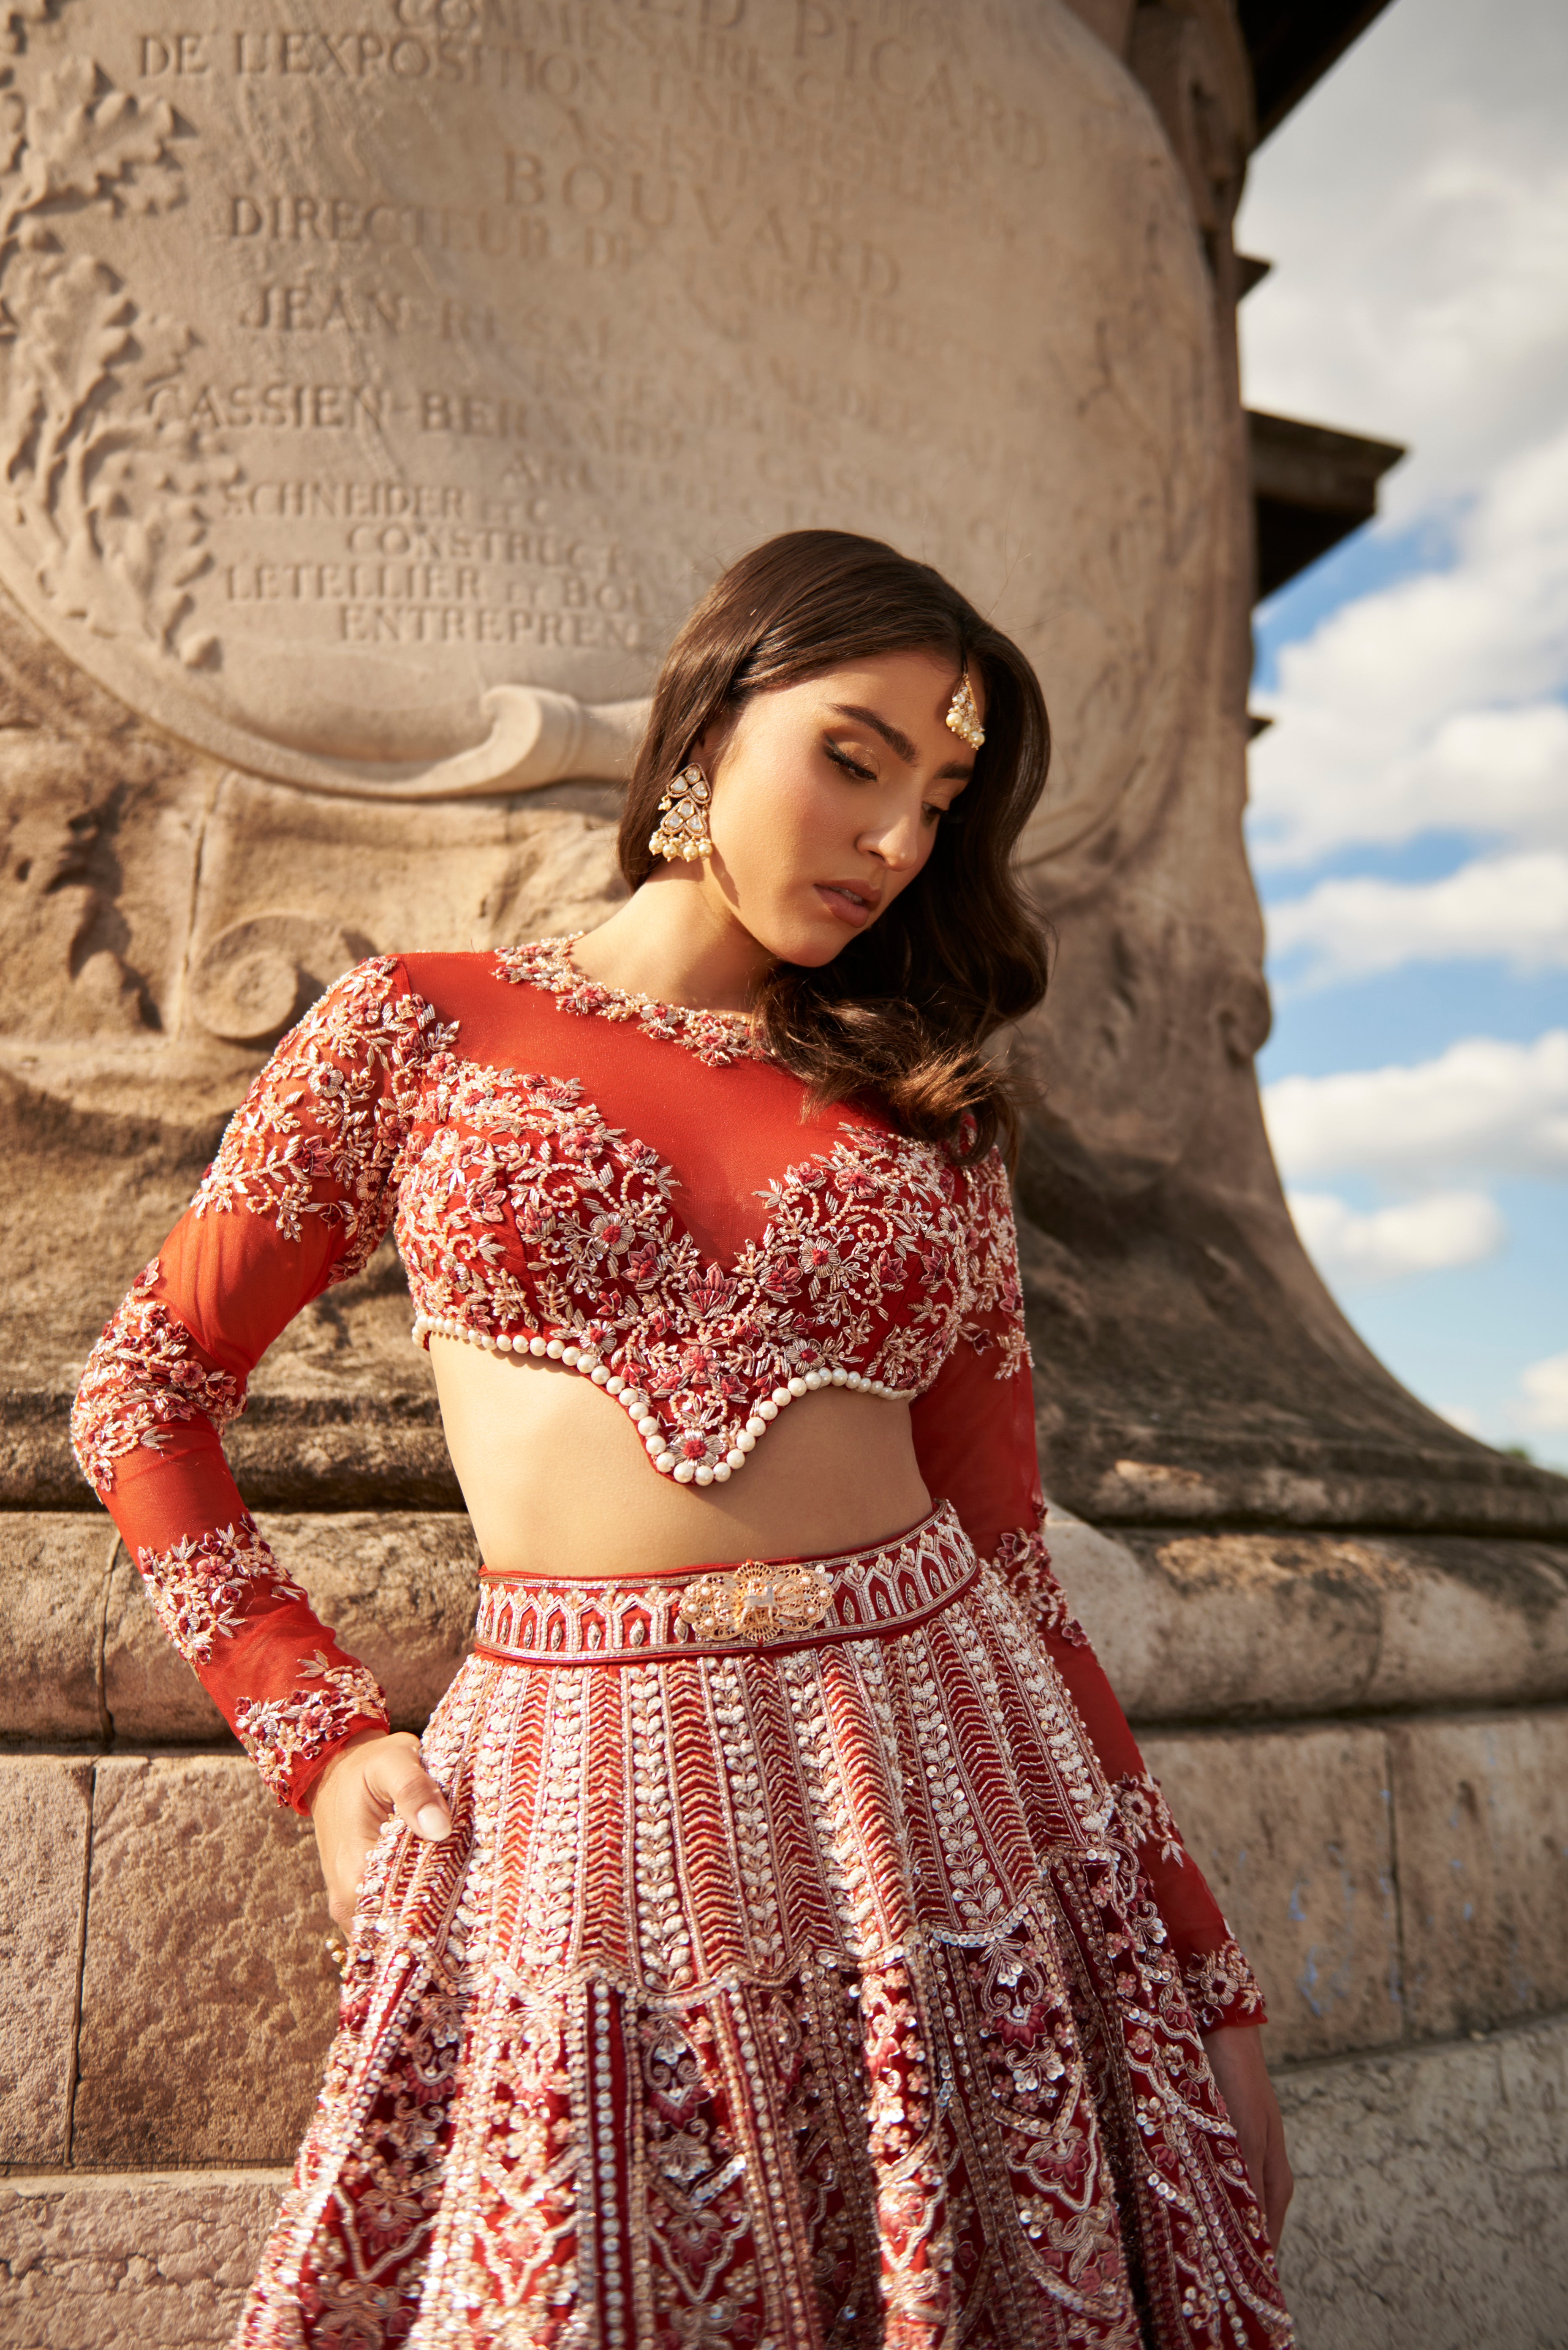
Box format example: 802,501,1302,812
139,29,558,87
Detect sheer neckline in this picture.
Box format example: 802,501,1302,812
495,934,770,1069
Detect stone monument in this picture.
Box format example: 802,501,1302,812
2,3,1565,2342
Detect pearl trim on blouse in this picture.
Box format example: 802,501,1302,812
412,1313,916,1483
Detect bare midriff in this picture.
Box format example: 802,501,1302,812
429,1338,932,1578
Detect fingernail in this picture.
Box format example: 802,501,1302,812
415,1803,451,1841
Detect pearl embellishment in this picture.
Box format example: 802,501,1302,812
410,1312,915,1479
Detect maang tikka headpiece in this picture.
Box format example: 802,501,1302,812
647,762,714,863
946,668,985,750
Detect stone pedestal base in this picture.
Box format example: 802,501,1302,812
1276,2014,1568,2349
0,2171,286,2350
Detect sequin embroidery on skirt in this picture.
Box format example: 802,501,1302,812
235,1505,1293,2350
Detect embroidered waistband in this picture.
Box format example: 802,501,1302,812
472,1502,978,1665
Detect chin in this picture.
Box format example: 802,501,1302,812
771,931,854,972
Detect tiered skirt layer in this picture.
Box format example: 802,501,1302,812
237,1506,1292,2350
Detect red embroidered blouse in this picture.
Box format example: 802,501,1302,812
71,939,1265,2033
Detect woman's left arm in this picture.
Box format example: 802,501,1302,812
912,1146,1291,2240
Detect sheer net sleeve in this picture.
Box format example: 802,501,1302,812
910,1146,1267,2033
70,956,453,1811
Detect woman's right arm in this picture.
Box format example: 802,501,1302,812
71,956,450,1836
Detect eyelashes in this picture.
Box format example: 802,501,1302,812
824,737,954,825
823,739,876,782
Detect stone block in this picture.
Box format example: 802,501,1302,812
1386,1710,1568,2041
72,1757,337,2169
1047,1510,1383,1722
0,2169,286,2349
103,1510,477,1742
1140,1723,1401,2065
0,1516,111,1741
1047,1506,1568,1726
1361,1535,1568,1712
101,1550,229,1748
1275,2014,1568,2350
263,1511,477,1733
0,1759,92,2165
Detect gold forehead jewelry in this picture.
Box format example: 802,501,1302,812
946,670,985,749
647,762,714,863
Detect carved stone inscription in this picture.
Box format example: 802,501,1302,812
0,0,1218,828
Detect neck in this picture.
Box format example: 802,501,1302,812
571,869,771,1013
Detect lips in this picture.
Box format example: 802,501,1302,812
815,881,880,930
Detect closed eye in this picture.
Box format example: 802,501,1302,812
824,740,876,782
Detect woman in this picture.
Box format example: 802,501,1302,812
72,531,1293,2348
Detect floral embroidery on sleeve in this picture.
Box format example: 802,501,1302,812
234,1653,390,1808
993,1523,1090,1647
953,1147,1030,1381
71,1261,246,1498
1110,1770,1187,1868
1104,1774,1268,2029
136,1514,307,1665
1181,1935,1268,2033
192,956,456,1283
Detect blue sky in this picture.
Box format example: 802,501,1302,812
1237,0,1568,1463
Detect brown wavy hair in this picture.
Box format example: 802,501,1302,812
618,530,1051,1163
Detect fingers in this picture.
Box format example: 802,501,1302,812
1264,2121,1294,2249
1236,2126,1269,2212
309,1733,451,1942
1198,2025,1294,2250
363,1731,453,1843
1224,2100,1283,2240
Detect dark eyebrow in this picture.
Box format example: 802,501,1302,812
829,703,974,785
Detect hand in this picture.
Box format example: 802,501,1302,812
1199,2025,1294,2251
307,1729,452,1931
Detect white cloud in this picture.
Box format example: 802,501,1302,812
1246,423,1568,873
1518,1351,1568,1433
1239,0,1568,508
1238,0,1568,885
1285,1189,1507,1285
1266,850,1568,986
1263,1031,1568,1185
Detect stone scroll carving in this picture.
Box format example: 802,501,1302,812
188,912,376,1044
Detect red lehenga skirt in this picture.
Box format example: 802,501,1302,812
236,1506,1293,2350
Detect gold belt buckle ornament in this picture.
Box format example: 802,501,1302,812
678,1560,836,1642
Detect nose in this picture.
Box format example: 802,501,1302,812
857,806,924,871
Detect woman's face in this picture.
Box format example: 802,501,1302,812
692,648,979,969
